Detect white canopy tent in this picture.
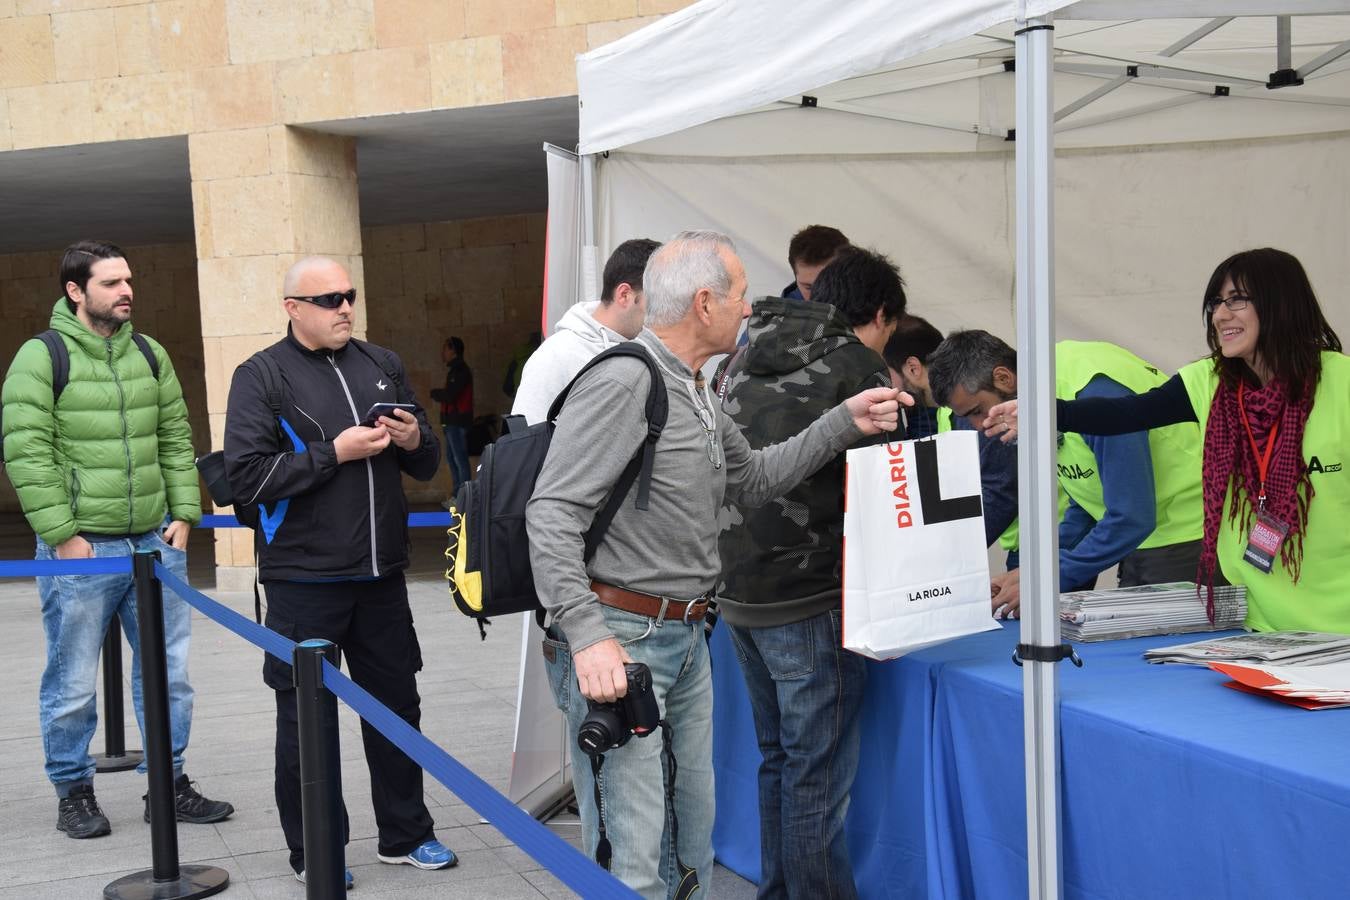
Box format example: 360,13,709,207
573,2,1350,373
550,1,1350,896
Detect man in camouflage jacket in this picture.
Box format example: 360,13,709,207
716,247,906,899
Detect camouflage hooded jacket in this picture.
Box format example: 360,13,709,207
716,297,890,627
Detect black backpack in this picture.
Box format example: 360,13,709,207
2,329,159,463
447,344,668,637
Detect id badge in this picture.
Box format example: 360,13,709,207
1242,512,1290,573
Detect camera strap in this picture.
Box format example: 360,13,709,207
589,753,612,871
590,720,700,900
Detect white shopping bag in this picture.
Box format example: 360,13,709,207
843,431,997,660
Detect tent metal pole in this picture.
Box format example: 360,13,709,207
1014,13,1063,900
1277,16,1293,71
1298,37,1350,78
1160,17,1235,57
580,152,600,302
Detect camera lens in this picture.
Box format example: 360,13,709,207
577,706,626,756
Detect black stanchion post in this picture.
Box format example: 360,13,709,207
94,613,144,773
294,639,344,900
104,551,229,900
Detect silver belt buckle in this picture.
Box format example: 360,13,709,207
682,597,704,626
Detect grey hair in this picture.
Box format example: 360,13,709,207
642,230,737,328
926,329,1018,407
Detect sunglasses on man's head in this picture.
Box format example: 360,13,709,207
287,289,357,309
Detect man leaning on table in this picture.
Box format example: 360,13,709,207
927,330,1208,616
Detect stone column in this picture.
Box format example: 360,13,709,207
190,126,364,590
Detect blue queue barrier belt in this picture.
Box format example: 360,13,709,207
145,561,636,899
0,557,133,577
201,512,453,529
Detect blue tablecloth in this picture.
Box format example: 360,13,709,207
710,621,1350,899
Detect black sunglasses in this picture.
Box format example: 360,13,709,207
287,289,357,309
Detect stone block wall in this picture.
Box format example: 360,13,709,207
0,241,207,513
362,211,546,504
0,0,695,152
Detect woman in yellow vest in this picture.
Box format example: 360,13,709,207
986,248,1347,633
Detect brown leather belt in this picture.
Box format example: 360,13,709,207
591,580,711,623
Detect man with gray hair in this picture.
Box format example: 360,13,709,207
528,231,905,898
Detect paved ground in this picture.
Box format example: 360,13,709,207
0,521,756,898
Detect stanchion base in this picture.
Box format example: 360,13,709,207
94,751,144,773
103,865,229,900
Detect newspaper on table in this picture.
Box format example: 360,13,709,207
1143,631,1350,666
1059,581,1246,642
1209,656,1350,710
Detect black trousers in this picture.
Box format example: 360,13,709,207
1118,538,1228,588
263,574,435,873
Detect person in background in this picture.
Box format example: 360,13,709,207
883,315,1018,551
512,238,660,425
782,224,852,301
718,224,854,388
929,331,1206,617
430,336,473,488
502,331,541,400
985,248,1347,633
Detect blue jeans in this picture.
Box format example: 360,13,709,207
727,609,866,900
543,606,715,900
35,526,194,794
442,424,471,488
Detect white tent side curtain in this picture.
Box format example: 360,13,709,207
577,0,1350,154
542,144,582,336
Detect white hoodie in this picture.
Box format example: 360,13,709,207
510,301,627,425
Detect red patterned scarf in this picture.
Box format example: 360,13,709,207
1198,375,1314,617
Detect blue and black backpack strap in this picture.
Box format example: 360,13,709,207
237,346,289,625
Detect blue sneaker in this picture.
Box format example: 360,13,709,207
295,868,354,890
377,839,458,870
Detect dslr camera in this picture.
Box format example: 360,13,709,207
577,663,660,756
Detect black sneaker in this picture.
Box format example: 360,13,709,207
57,785,112,839
143,774,234,825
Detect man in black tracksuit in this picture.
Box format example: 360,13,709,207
223,257,454,885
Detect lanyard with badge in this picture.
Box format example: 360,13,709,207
1238,383,1289,573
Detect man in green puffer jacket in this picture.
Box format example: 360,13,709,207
1,240,231,840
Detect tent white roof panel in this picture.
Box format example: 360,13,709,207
578,1,1350,154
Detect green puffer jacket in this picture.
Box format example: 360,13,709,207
1,298,200,546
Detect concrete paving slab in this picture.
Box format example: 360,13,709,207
0,550,757,899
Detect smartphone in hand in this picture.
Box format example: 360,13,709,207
361,402,417,427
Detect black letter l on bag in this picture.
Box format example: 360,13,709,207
914,439,982,525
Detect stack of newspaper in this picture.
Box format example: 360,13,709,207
1059,581,1246,642
1142,631,1350,666
1143,632,1350,710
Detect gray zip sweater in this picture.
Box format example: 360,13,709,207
526,329,862,652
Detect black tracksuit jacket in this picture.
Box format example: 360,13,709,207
223,330,440,582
